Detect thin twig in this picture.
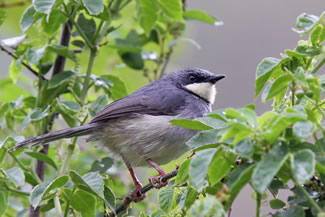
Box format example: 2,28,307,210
0,45,47,80
159,47,173,78
108,169,178,217
0,0,29,8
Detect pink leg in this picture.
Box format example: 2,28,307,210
147,159,168,189
127,167,146,202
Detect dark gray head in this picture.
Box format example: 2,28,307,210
164,68,225,104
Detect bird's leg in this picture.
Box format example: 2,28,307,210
126,166,146,202
147,159,168,189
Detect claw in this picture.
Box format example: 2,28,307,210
147,159,168,189
127,185,147,202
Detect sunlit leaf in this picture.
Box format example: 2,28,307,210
183,10,223,26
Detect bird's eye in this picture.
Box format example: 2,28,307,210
189,75,197,81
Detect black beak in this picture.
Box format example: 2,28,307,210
206,74,226,84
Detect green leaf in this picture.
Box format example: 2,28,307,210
102,74,128,100
69,171,104,198
61,101,80,113
274,205,304,217
29,107,49,120
291,149,315,185
0,190,8,216
89,157,114,173
33,0,55,15
158,188,174,213
189,148,216,191
0,148,6,165
77,13,96,41
47,45,77,62
6,167,25,187
190,197,225,217
48,71,74,88
159,0,183,21
175,159,190,185
104,186,115,207
30,176,69,208
295,12,320,34
119,52,144,70
83,0,104,15
89,95,108,118
270,199,286,209
234,139,253,159
71,189,96,217
0,9,5,27
184,187,198,209
26,152,57,170
310,24,324,45
293,121,315,139
183,10,223,26
43,9,67,35
252,142,289,193
170,119,213,131
186,129,219,150
265,73,293,101
20,6,36,32
255,57,281,98
208,150,235,186
1,35,26,49
25,47,46,65
9,59,20,84
137,0,159,35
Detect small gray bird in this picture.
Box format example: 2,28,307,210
12,68,225,201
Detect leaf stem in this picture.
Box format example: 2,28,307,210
54,194,63,217
0,186,29,196
80,48,97,104
256,193,261,217
293,178,322,213
311,56,325,74
64,187,76,217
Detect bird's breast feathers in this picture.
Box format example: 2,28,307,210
184,82,217,104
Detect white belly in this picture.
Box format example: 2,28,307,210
90,115,195,167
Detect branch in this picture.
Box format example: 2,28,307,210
159,47,174,78
0,0,29,8
108,169,178,217
0,45,47,80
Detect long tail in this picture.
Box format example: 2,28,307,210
10,123,102,151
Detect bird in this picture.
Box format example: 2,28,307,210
11,68,225,202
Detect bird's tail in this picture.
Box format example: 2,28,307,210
10,123,102,151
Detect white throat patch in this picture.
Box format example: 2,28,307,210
184,82,217,104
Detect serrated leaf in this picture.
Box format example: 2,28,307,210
255,57,281,98
83,0,104,15
137,0,159,35
252,142,288,193
189,149,216,191
48,71,74,88
26,152,57,170
30,176,69,208
158,188,174,213
71,189,96,217
170,119,213,131
291,149,315,185
20,6,36,32
33,0,55,15
47,45,77,62
6,167,25,187
183,10,223,26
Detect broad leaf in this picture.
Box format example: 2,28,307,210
265,73,293,101
30,176,69,208
26,152,57,170
137,0,159,35
88,95,108,118
293,121,315,139
119,52,144,70
89,157,114,173
69,171,104,198
189,148,216,191
175,159,190,185
290,149,315,185
208,150,235,185
170,119,213,131
295,12,320,34
1,35,26,49
43,9,67,35
270,199,286,209
71,189,96,217
48,71,74,89
6,167,25,187
186,129,219,150
20,6,36,32
77,13,96,41
274,205,305,217
0,190,8,216
158,188,174,213
83,0,104,15
252,142,288,193
47,45,77,62
33,0,55,15
159,0,183,21
9,59,20,84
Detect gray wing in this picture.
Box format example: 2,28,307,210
90,84,186,123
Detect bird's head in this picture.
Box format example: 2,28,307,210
167,68,225,104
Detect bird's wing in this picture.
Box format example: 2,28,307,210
90,84,186,123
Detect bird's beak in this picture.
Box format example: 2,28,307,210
205,74,226,84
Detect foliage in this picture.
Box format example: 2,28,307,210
0,0,224,217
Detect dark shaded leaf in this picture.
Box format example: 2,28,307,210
77,13,96,41
90,157,114,173
119,52,144,70
270,199,286,209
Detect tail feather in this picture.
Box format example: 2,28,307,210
10,123,101,151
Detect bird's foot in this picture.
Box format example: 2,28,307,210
127,185,147,202
149,173,168,189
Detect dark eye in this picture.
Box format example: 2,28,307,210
189,75,197,81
